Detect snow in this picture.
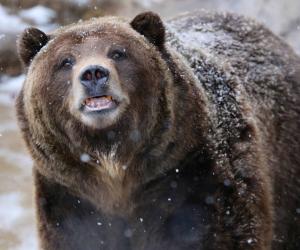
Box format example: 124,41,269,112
0,72,36,250
0,193,23,229
247,238,254,244
166,20,233,56
0,193,38,250
0,148,33,172
0,75,24,92
68,0,91,6
80,153,91,162
124,228,133,238
0,93,14,106
0,4,57,34
15,230,38,250
223,179,231,186
136,0,164,8
0,5,27,33
20,5,56,26
0,75,24,106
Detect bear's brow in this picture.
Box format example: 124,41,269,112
58,27,136,44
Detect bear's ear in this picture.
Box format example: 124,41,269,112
130,12,165,49
17,27,49,67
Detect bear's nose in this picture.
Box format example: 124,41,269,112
80,65,109,90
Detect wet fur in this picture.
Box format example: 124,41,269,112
16,11,300,250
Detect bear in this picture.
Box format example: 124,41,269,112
15,10,300,250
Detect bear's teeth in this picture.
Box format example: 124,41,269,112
84,96,114,111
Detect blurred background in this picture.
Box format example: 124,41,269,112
0,0,299,249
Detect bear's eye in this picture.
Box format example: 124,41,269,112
59,57,75,69
109,49,127,61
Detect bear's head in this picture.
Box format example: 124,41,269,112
16,12,208,212
17,12,174,155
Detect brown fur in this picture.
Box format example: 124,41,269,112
16,11,300,250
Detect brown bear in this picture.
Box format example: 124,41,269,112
16,10,300,250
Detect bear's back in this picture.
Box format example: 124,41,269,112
166,11,300,249
166,10,300,172
166,10,300,110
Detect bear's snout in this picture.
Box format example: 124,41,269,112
79,65,110,95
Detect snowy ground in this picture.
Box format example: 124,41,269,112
0,5,55,248
0,75,38,250
0,74,37,249
0,0,299,249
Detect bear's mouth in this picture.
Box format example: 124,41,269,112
83,95,117,112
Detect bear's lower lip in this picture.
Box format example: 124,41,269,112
83,96,117,112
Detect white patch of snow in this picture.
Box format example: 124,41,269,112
0,148,33,171
0,75,25,106
68,0,91,6
80,153,91,162
0,5,27,33
0,192,38,250
135,0,163,8
223,179,231,186
247,238,254,244
0,4,57,36
20,5,56,26
0,193,23,229
0,74,25,92
167,22,233,52
15,229,38,250
0,93,14,106
0,121,18,133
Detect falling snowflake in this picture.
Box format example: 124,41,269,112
80,153,90,162
247,238,253,244
124,228,133,238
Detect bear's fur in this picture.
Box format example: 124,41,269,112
16,11,300,250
